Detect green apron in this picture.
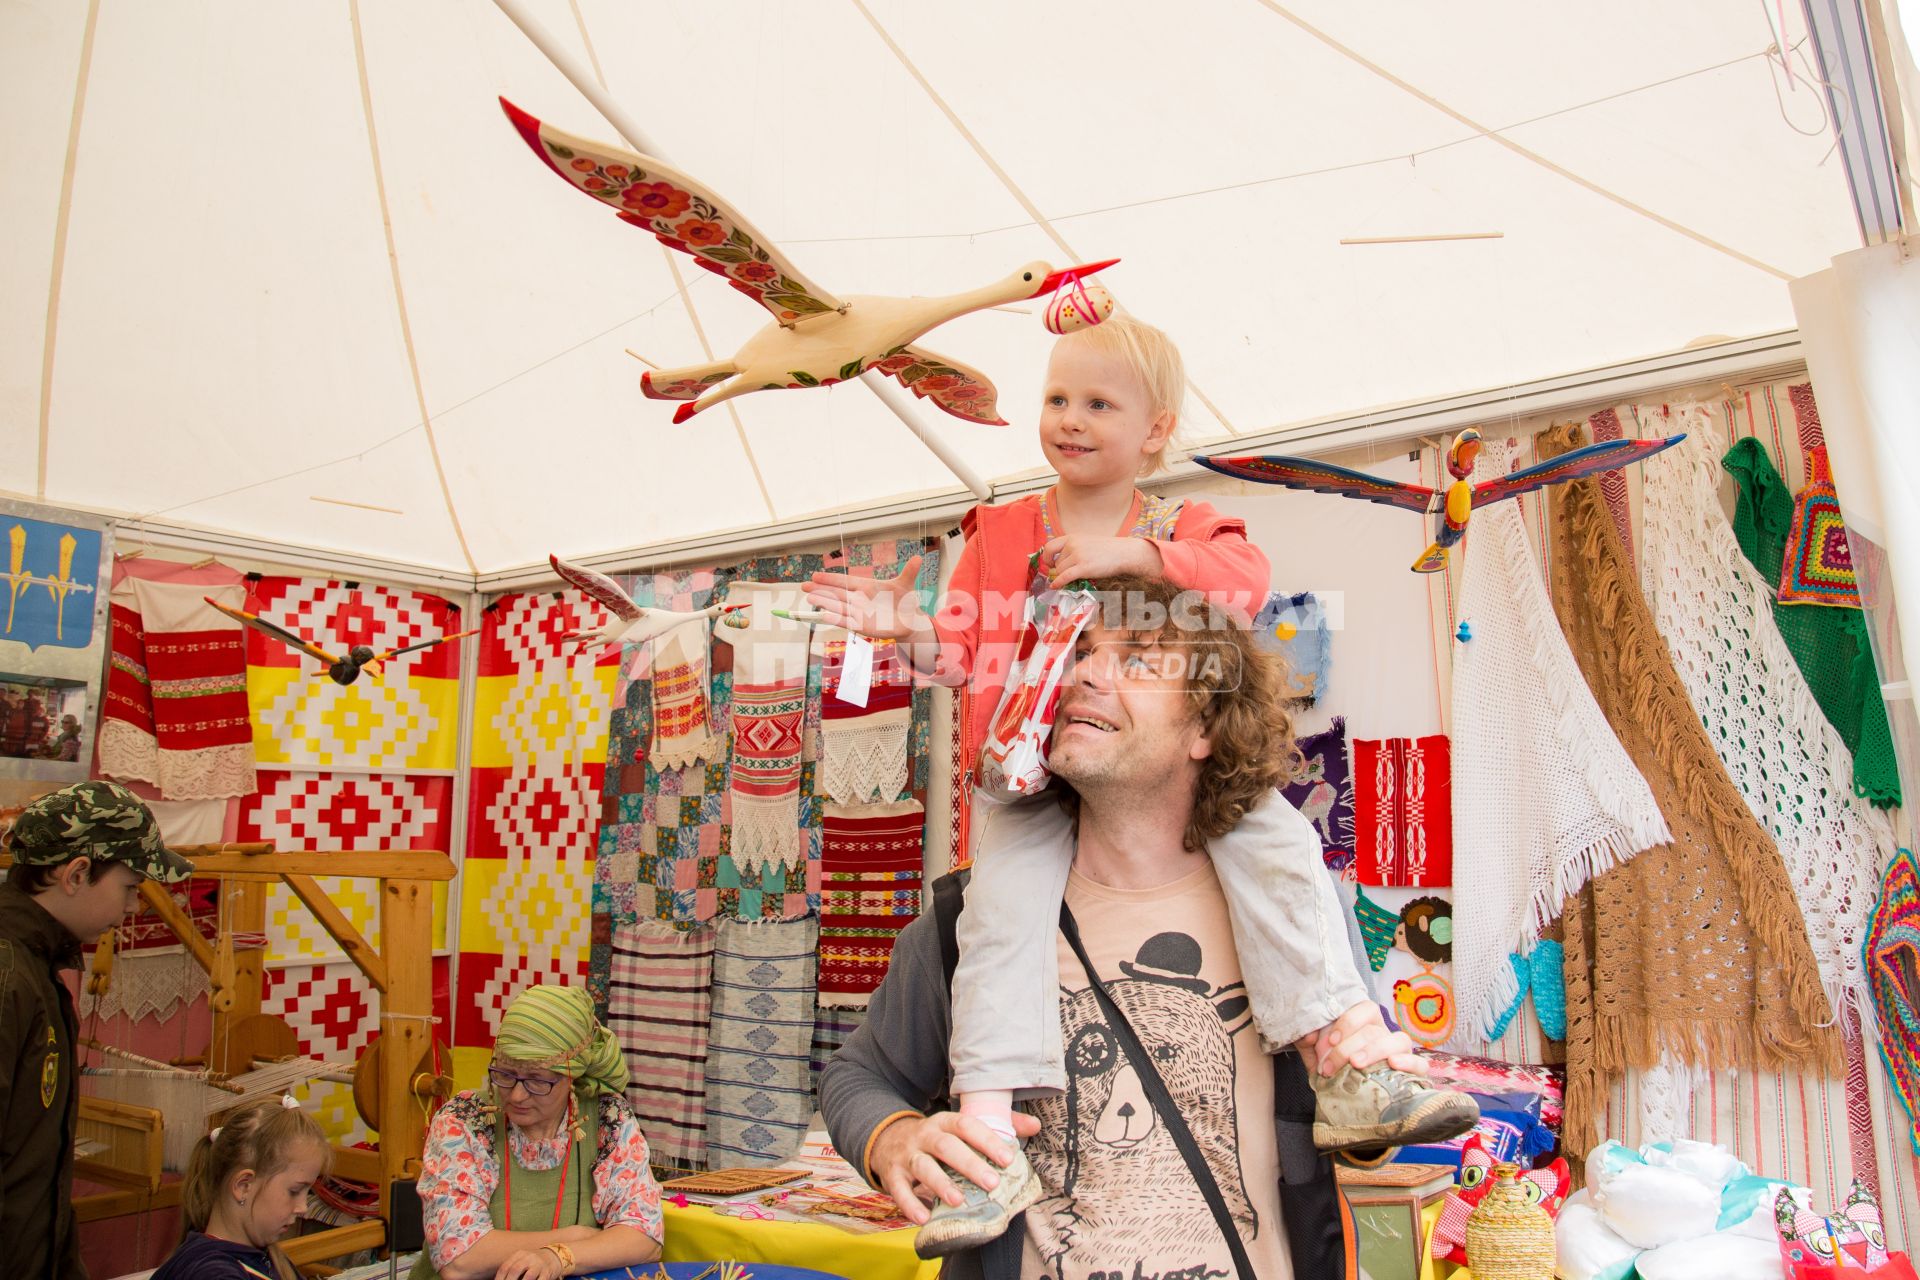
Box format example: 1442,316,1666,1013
411,1108,595,1280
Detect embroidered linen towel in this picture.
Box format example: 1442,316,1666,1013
650,617,718,771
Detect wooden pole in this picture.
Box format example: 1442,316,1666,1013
378,877,434,1220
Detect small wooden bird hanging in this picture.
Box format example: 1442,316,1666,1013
501,99,1118,426
205,598,477,686
1196,428,1684,572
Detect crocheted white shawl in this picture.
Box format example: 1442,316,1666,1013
1452,441,1672,1042
1639,407,1895,1023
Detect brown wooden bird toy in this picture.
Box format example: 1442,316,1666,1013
205,597,477,686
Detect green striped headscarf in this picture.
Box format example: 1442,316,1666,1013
493,985,628,1099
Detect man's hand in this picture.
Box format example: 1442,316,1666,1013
868,1111,1043,1225
1040,535,1161,587
495,1247,564,1280
806,555,930,643
1297,1002,1426,1077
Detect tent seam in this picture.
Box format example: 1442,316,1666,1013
347,0,478,573
37,0,102,499
846,0,1245,436
1253,0,1796,282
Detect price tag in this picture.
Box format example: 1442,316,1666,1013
835,632,874,708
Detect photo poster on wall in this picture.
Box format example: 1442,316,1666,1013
0,497,113,798
590,538,938,1011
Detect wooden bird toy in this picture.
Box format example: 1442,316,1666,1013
548,555,744,647
205,598,477,686
501,99,1117,426
1196,428,1684,572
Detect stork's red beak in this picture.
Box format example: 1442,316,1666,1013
1031,258,1119,298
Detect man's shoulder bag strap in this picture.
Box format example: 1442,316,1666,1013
1059,901,1258,1280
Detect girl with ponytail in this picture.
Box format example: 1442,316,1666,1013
153,1095,331,1280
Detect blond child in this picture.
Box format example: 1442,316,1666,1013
809,315,1475,1256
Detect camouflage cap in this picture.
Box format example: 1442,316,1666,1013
9,781,192,883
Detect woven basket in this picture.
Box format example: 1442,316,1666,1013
1464,1163,1556,1280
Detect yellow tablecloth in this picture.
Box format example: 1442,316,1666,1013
663,1201,941,1280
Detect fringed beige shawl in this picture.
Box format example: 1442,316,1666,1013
1539,423,1839,1160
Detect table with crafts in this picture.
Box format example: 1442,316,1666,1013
655,1134,941,1280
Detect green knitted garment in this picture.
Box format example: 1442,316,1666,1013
1723,438,1901,808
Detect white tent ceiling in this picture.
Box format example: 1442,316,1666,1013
0,0,1865,576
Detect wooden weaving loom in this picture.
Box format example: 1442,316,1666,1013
12,841,455,1271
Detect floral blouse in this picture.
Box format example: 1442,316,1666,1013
418,1090,664,1269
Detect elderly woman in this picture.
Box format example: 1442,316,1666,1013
414,985,663,1280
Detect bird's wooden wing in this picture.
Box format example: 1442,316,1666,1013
875,345,1007,426
1193,454,1435,513
205,597,342,666
502,99,843,325
549,555,641,622
371,627,480,665
1473,434,1684,506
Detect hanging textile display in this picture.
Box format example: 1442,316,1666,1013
1538,422,1842,1159
715,581,813,874
1252,590,1332,703
243,577,464,771
1450,439,1669,1042
817,636,913,806
1723,439,1900,809
455,588,618,1088
592,542,936,929
1352,734,1454,887
1778,446,1864,608
817,799,925,1008
607,919,715,1170
98,567,255,799
1281,716,1354,868
651,615,719,771
1640,412,1896,1024
705,916,819,1167
1866,847,1920,1155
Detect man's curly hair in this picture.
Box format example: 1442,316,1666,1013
1050,574,1299,852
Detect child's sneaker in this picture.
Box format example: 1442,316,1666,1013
913,1141,1043,1258
1311,1064,1479,1155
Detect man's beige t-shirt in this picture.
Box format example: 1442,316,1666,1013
1020,860,1291,1280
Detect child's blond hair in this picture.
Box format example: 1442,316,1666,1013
181,1097,331,1233
1055,311,1188,475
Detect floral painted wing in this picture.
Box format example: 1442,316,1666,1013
548,555,642,622
501,99,843,325
1472,435,1684,507
872,345,1007,426
1192,453,1435,514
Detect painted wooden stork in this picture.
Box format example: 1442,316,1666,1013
501,99,1116,427
1196,428,1684,572
548,555,741,647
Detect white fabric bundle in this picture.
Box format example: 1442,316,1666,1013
1451,440,1670,1040
1639,409,1895,1021
1554,1201,1643,1280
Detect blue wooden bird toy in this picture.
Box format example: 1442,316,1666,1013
1196,428,1684,573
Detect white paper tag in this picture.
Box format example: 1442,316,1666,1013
835,633,874,708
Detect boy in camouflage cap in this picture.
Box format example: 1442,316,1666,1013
2,780,192,1279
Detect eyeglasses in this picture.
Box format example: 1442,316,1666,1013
487,1064,560,1097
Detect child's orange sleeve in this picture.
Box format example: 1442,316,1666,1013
1154,504,1270,618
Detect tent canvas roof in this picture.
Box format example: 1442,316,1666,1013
1,0,1862,575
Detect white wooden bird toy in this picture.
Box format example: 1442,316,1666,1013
549,555,742,647
502,99,1118,426
1196,428,1684,573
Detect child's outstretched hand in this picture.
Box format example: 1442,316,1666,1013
1041,534,1163,586
807,555,930,643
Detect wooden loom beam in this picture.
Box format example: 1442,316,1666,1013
283,873,389,993
377,876,434,1221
